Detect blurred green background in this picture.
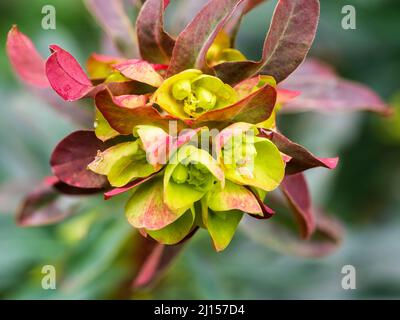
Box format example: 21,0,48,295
0,0,399,299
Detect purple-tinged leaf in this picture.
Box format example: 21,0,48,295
136,0,175,64
241,208,343,257
280,59,391,115
261,129,339,175
192,83,276,128
85,0,138,57
167,0,244,76
6,26,49,88
104,172,158,200
281,173,316,238
113,59,164,87
50,130,110,189
215,0,320,84
16,177,82,227
46,45,93,101
95,88,184,134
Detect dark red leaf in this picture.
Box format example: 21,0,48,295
95,88,184,134
281,173,316,238
136,0,175,64
46,45,93,101
167,0,244,76
214,0,320,84
6,25,49,88
50,130,110,189
261,129,339,175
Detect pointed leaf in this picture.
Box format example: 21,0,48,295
215,0,320,84
46,45,93,101
281,173,316,238
6,26,49,88
50,130,110,188
206,209,243,252
261,129,339,175
167,0,244,76
136,0,175,64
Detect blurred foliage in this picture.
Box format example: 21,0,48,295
0,0,399,299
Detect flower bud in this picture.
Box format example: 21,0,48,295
172,79,192,100
195,87,217,110
172,163,189,184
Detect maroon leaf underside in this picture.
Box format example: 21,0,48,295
214,0,320,85
136,0,175,64
280,59,390,115
85,0,138,57
16,176,83,227
261,129,338,175
95,88,184,134
50,130,111,189
281,173,316,239
191,84,277,128
167,0,245,76
46,45,94,101
6,25,49,88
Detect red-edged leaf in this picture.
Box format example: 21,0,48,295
50,130,110,189
113,59,164,87
280,59,390,115
246,187,275,219
215,0,320,84
241,208,343,257
133,239,185,289
16,176,82,227
6,25,49,88
261,129,339,175
167,0,244,76
104,172,158,200
192,83,276,128
46,45,93,101
95,88,184,134
281,173,315,238
136,0,174,64
85,0,138,57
